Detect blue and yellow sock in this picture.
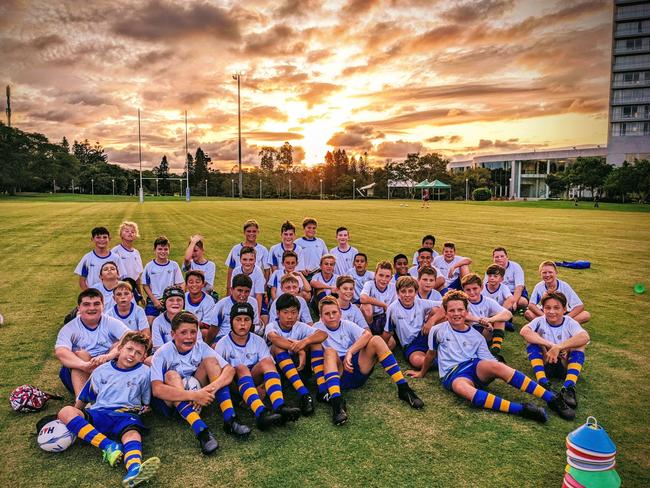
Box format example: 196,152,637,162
564,351,585,388
66,416,112,450
276,351,309,396
123,440,142,474
472,389,523,415
507,370,554,403
526,344,548,385
378,351,406,385
324,371,341,399
237,375,265,417
216,386,235,422
310,349,327,395
264,371,285,410
490,329,505,355
176,401,208,436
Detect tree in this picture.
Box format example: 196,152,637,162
633,159,650,203
154,155,171,194
277,142,293,170
193,147,210,187
259,146,277,171
545,173,568,198
61,136,70,153
565,157,611,199
72,139,108,166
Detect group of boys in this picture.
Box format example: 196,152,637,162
54,218,592,486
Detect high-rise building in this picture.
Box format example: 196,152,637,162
608,0,650,165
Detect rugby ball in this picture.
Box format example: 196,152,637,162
37,420,76,452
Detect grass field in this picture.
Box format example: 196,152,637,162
0,197,649,487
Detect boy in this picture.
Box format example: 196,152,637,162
57,332,160,487
526,261,591,324
151,286,198,352
268,275,314,326
207,274,260,345
482,264,516,331
310,254,339,304
75,226,114,290
491,247,528,311
391,254,410,283
295,217,328,275
520,291,590,408
106,281,150,341
142,236,184,324
433,242,472,292
268,221,305,274
216,303,301,429
268,250,311,301
183,235,216,295
231,246,267,320
225,219,270,293
461,273,512,362
409,248,445,290
184,270,217,331
336,276,369,329
265,293,329,415
412,234,438,265
360,261,396,336
111,221,144,285
417,266,443,301
90,261,122,310
151,311,251,453
344,252,374,303
329,227,358,276
315,297,424,424
409,291,575,422
55,288,129,396
383,276,440,371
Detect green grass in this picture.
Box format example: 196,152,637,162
0,198,649,487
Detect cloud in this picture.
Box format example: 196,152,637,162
241,24,306,56
246,105,288,123
298,82,341,107
242,131,304,141
441,0,514,23
373,140,423,158
326,124,384,151
426,135,463,144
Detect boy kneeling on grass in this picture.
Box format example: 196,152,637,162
58,332,160,488
408,291,575,422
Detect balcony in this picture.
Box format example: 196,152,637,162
611,96,650,105
615,26,650,38
611,112,650,122
614,42,650,54
612,78,650,88
616,7,650,21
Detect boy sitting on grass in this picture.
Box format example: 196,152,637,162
268,250,311,302
142,236,184,325
106,281,150,342
391,254,410,284
231,246,267,322
417,266,443,302
408,248,444,290
482,264,516,331
491,247,528,312
184,270,217,337
268,275,314,326
310,254,339,304
360,260,396,336
268,221,305,274
433,242,472,293
151,286,191,352
111,222,144,293
208,274,260,344
345,252,374,304
336,275,369,329
412,234,438,265
295,217,328,276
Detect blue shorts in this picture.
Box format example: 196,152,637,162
85,408,148,439
441,358,491,391
369,313,386,336
521,287,529,300
59,366,74,395
441,277,462,295
340,352,373,391
150,397,176,418
145,298,162,318
404,333,428,363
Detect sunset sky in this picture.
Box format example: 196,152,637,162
1,0,612,171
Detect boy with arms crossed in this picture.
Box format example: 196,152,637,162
329,227,358,276
75,226,114,290
225,219,270,293
142,236,184,324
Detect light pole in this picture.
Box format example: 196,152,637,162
259,179,262,199
205,179,208,197
320,178,323,200
138,109,143,203
133,179,136,196
53,179,56,194
232,72,243,198
156,178,159,196
112,179,115,196
185,110,190,202
465,178,469,201
91,178,94,196
72,179,74,195
353,178,356,200
231,178,234,198
289,179,292,200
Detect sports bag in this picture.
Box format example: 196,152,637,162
9,385,63,413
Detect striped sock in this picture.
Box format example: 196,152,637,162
176,402,208,436
526,344,548,385
507,370,554,403
564,351,585,388
276,351,309,396
216,386,235,422
490,329,505,355
378,351,406,385
237,375,265,417
123,440,142,474
310,349,327,395
472,389,523,415
66,416,112,450
324,371,341,399
264,371,285,410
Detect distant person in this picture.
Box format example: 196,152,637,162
295,217,328,277
183,235,217,297
225,219,270,294
421,189,430,208
142,236,184,325
75,226,114,290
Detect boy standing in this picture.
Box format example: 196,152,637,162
344,252,374,303
142,236,184,324
225,219,270,293
295,217,328,275
111,221,144,286
433,242,472,292
183,235,216,295
75,226,114,290
268,221,305,274
329,227,358,276
207,274,260,344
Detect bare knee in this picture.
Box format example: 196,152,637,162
164,370,182,385
58,405,82,423
235,364,251,377
75,350,92,361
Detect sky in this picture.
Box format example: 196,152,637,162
0,0,613,171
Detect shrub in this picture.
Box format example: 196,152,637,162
472,187,492,201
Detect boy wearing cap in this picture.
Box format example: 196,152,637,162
151,286,199,352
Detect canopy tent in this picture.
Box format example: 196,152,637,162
357,182,376,198
414,179,452,200
387,179,417,199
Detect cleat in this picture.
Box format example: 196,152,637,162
197,428,219,455
276,404,301,423
560,385,577,409
330,397,348,426
398,384,424,409
255,410,283,431
300,393,315,416
122,457,161,487
316,391,330,403
548,394,576,421
102,442,123,467
223,417,252,439
520,403,548,423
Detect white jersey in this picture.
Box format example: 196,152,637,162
268,243,305,272
386,298,440,347
419,289,443,301
151,313,204,352
55,315,128,357
433,255,467,287
344,268,374,301
268,295,313,324
502,261,525,293
481,284,512,306
75,250,116,286
412,249,438,265
210,296,260,341
361,280,397,315
142,260,183,299
428,321,495,377
88,282,118,310
111,244,143,281
265,320,317,341
526,316,586,345
105,303,149,332
408,265,441,279
340,303,368,328
530,279,583,312
231,265,267,296
295,236,328,271
82,361,151,411
151,340,227,382
269,270,304,291
311,271,339,298
225,242,270,271
183,259,216,291
467,296,507,325
329,246,359,276
215,333,271,368
314,319,365,357
185,292,216,324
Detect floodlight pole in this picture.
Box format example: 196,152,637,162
5,86,11,127
112,179,115,196
185,110,190,202
91,178,94,195
465,178,468,201
353,178,356,200
231,178,234,198
231,73,243,198
53,179,56,194
72,179,74,195
138,109,143,203
320,178,323,200
289,179,292,200
156,178,159,196
205,179,208,197
259,179,262,199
